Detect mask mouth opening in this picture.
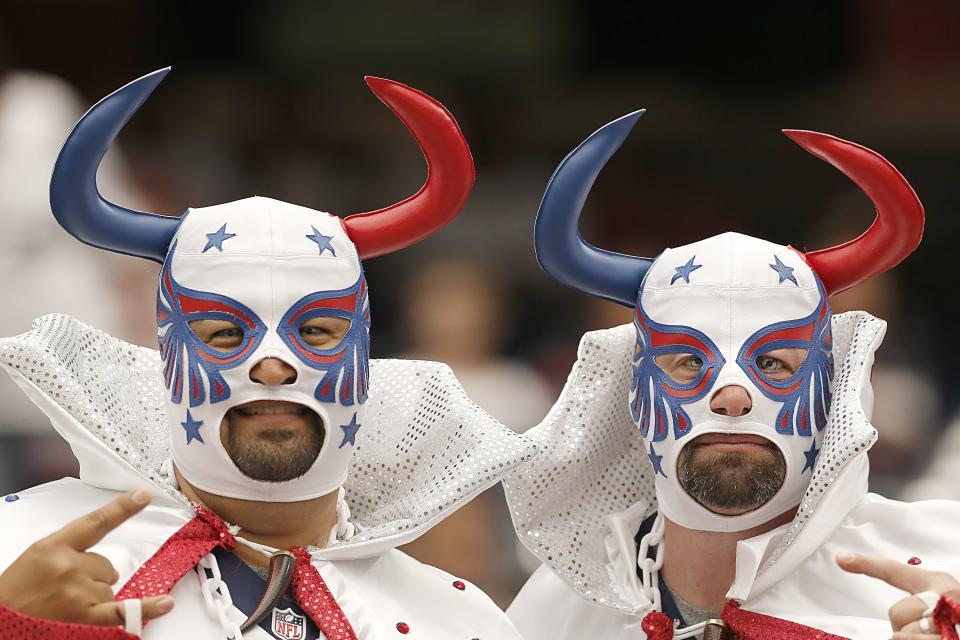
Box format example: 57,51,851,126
675,431,787,516
222,400,328,483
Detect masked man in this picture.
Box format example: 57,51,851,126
0,69,534,639
504,110,960,639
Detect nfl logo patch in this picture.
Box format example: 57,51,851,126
271,607,306,640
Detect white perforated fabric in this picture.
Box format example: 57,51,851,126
503,311,883,612
0,314,536,558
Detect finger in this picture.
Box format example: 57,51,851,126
85,595,174,627
836,553,939,594
897,616,944,637
889,594,933,631
75,551,119,584
891,633,941,640
86,580,116,606
894,617,941,636
141,595,176,622
48,488,152,551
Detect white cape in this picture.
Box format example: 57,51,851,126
0,314,536,639
504,312,960,639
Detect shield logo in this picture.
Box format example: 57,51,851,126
271,607,306,640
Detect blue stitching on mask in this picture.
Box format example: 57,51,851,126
157,242,267,407
735,279,833,437
631,294,726,442
276,273,370,407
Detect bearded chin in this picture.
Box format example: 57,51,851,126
677,445,786,514
222,414,326,483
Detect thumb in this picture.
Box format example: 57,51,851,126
86,595,175,627
140,595,177,622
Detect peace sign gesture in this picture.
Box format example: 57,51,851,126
0,488,175,628
838,552,960,639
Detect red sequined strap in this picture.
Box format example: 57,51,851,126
0,601,138,640
934,594,960,640
116,506,236,600
722,601,850,639
290,546,358,640
640,602,851,640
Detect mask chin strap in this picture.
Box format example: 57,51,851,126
637,512,727,639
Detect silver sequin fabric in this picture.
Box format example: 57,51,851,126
503,311,883,612
0,314,537,553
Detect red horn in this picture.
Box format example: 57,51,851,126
343,77,475,259
783,130,924,295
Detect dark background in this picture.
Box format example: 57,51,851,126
0,0,957,606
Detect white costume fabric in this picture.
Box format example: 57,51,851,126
504,313,960,639
0,314,534,639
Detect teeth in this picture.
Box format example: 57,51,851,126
238,406,305,416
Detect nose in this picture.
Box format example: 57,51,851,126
709,384,752,417
249,358,298,386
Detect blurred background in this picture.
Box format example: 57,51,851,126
0,0,958,608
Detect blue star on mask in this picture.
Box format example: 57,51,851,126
181,410,205,445
306,226,336,256
339,412,361,448
647,442,667,477
202,224,237,253
802,439,820,474
670,255,702,285
769,255,799,286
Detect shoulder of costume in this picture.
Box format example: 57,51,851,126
347,549,523,637
0,314,537,559
0,478,192,574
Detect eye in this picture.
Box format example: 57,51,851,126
654,353,705,383
757,356,784,372
300,317,351,349
755,348,807,381
188,319,244,352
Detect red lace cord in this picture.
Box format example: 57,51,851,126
934,594,960,640
641,600,851,639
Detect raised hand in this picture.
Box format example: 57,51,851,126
838,552,960,639
0,488,175,626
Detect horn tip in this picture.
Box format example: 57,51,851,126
364,75,400,92
598,109,646,136
116,68,171,101
363,75,422,103
781,129,837,148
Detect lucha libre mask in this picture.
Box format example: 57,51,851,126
534,110,922,532
49,69,475,502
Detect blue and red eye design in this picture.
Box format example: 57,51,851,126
736,282,833,436
156,247,267,407
278,274,370,407
630,301,725,442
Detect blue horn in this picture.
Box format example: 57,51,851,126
50,68,180,263
534,110,654,307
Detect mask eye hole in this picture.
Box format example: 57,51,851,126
654,352,705,384
755,348,808,381
188,319,244,352
299,316,352,350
